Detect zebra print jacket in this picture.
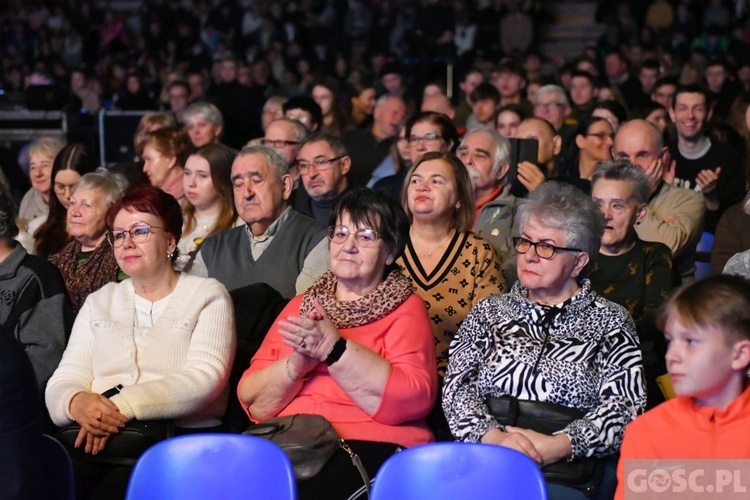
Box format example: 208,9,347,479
442,279,646,459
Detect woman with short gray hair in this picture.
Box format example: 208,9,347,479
444,181,646,498
51,170,127,314
183,101,224,148
589,160,676,409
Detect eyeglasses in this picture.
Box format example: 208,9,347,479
260,138,301,148
586,132,615,140
513,236,581,260
297,156,343,173
107,224,163,248
327,225,380,248
408,133,443,144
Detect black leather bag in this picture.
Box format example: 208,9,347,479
243,414,341,480
58,419,174,466
486,395,605,495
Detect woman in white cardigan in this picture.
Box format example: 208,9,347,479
45,184,235,498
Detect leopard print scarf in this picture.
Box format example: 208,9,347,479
300,270,414,328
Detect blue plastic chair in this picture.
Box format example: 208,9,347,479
695,231,715,280
126,434,296,500
370,442,548,500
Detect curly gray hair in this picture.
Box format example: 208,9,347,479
517,181,604,269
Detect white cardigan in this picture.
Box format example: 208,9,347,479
45,273,236,427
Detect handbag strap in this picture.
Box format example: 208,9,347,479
340,440,371,499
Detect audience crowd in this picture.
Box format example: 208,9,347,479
3,1,750,499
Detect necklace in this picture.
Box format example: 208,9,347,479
424,231,454,258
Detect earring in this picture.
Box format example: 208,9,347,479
167,251,174,259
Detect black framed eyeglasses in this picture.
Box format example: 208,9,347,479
107,224,163,248
513,236,581,260
297,156,343,173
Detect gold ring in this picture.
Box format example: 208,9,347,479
96,412,103,421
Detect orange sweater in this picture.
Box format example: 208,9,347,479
615,386,750,499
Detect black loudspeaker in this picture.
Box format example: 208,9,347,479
98,110,148,165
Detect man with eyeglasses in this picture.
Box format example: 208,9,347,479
531,85,576,156
261,118,309,181
613,119,704,282
290,133,352,225
342,95,406,188
190,146,329,297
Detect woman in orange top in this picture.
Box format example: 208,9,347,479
238,189,437,499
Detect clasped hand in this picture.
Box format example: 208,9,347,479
482,426,572,466
69,391,128,455
278,298,340,364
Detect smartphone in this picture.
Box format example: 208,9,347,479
508,138,539,183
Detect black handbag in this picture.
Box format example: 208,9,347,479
486,395,606,496
58,419,174,466
243,414,342,480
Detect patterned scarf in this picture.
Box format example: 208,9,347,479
300,270,414,328
52,239,120,314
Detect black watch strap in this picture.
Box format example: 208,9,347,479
101,384,124,398
324,338,347,366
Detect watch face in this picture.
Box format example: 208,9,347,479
325,338,347,365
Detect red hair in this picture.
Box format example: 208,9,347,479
106,184,183,244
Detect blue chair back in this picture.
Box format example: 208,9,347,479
695,231,715,280
371,442,548,500
126,434,296,500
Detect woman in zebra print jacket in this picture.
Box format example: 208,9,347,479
443,182,646,497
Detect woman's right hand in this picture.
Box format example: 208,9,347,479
481,428,543,464
69,391,128,437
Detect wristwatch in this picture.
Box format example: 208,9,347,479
101,384,124,398
324,338,347,366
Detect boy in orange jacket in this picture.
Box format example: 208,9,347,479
615,275,750,499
